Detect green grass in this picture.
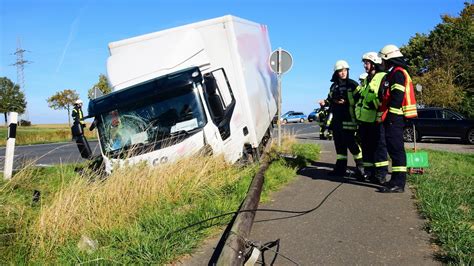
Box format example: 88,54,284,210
0,124,96,146
0,141,320,264
408,150,474,264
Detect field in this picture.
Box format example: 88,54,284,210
0,124,96,146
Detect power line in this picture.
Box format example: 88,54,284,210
10,37,32,123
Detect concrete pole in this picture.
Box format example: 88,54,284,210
4,112,18,180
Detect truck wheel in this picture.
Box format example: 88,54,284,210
299,118,304,123
282,119,287,124
466,128,474,144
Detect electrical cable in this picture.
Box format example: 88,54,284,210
171,181,344,234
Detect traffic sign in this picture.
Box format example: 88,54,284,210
269,48,293,74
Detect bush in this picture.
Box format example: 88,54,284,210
19,120,31,126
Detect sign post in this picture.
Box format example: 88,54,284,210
416,83,423,105
4,112,18,180
269,48,293,147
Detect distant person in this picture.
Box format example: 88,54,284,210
317,100,332,140
375,44,417,193
354,52,386,183
72,99,86,129
325,60,364,179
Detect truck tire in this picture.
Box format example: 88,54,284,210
282,119,287,124
299,118,304,123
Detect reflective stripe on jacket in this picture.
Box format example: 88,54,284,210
355,72,386,123
377,67,417,122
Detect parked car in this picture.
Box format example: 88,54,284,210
308,108,319,122
273,111,293,124
281,111,306,124
403,107,474,144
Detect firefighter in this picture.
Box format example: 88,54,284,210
375,44,417,193
355,52,386,182
72,99,86,129
317,100,329,140
326,60,364,178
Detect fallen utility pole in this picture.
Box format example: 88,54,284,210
216,148,272,265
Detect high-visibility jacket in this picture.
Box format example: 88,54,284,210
355,72,386,123
377,67,417,122
317,108,328,125
72,107,86,125
326,79,359,130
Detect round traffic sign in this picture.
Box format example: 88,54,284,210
269,48,293,74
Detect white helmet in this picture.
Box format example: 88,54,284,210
359,73,368,80
379,44,403,60
362,52,382,64
74,99,83,105
334,60,350,71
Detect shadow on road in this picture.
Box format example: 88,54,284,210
297,161,381,190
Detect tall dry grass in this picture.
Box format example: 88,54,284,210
30,155,244,258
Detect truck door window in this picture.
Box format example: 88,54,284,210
212,69,234,108
204,68,235,140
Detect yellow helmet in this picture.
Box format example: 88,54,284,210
362,52,382,64
334,60,350,71
379,44,403,60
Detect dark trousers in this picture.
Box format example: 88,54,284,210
374,122,388,177
319,123,326,136
374,115,406,187
385,115,406,187
358,122,377,176
332,121,362,172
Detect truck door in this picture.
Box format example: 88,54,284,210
203,69,241,160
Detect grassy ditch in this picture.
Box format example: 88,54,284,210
0,137,319,264
408,150,473,264
0,124,96,146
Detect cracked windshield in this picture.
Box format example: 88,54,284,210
98,87,206,153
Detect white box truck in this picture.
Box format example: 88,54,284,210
83,15,278,172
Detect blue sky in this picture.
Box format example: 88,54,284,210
0,0,466,124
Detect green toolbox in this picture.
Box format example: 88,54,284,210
406,124,429,174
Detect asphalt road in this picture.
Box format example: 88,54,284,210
0,122,472,171
0,140,100,171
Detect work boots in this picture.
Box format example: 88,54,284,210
373,168,388,185
364,167,375,183
329,160,347,177
354,159,366,181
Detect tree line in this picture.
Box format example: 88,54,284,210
401,2,473,117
